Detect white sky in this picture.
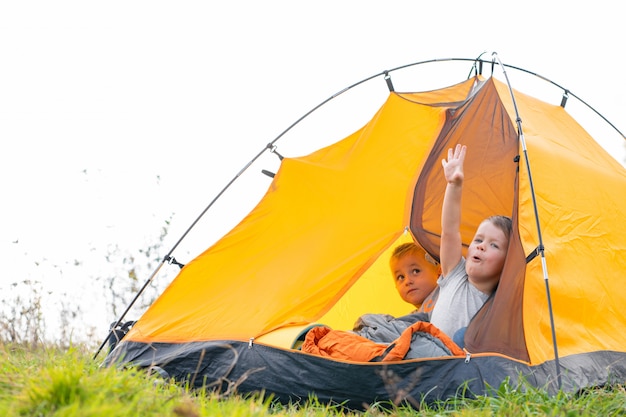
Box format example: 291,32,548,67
1,1,624,343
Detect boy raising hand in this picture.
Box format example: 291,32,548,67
429,144,512,347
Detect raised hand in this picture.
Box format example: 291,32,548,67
441,144,467,186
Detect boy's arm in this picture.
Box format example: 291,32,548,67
440,145,466,277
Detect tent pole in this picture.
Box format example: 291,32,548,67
92,144,272,360
491,52,563,390
93,261,165,359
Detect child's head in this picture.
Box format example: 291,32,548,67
389,242,440,308
466,215,512,292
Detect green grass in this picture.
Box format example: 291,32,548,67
1,343,625,416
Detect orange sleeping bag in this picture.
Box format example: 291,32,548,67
302,321,464,362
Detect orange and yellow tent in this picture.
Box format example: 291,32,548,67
104,58,626,408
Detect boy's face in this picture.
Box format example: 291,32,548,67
466,220,508,285
391,251,439,308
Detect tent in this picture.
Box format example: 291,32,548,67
103,56,626,408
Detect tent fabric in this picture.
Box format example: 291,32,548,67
105,74,626,407
409,77,524,359
108,340,626,408
118,80,468,344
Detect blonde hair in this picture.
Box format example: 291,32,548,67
390,242,438,266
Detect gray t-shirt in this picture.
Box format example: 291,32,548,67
429,257,489,339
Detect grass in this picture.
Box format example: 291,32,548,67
1,343,625,416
